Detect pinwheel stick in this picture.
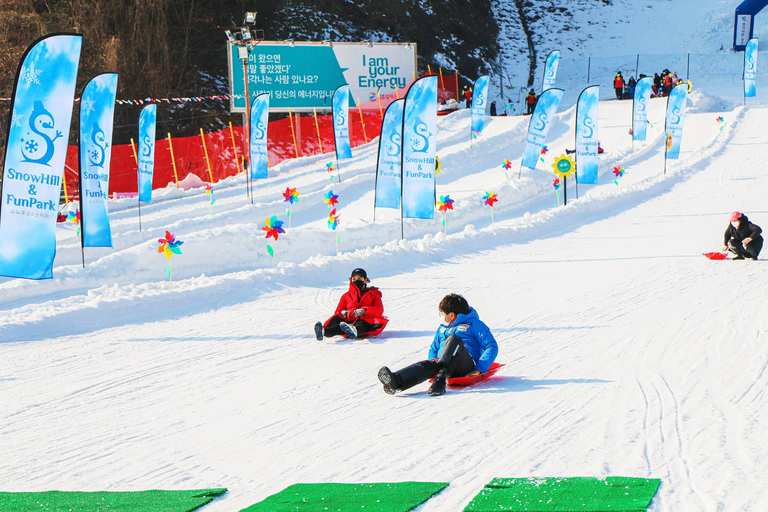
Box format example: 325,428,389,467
169,259,173,290
490,207,494,225
444,210,447,236
288,204,292,228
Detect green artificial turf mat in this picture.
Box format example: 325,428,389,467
464,477,661,512
240,482,449,512
0,488,227,512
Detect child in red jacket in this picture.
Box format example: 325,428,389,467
314,268,389,340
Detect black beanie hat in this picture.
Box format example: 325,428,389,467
350,268,368,280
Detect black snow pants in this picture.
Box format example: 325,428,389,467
390,335,476,392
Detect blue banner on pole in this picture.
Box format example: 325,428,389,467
250,93,269,180
576,85,599,185
332,84,353,160
632,77,653,141
80,73,118,248
375,99,404,210
470,75,490,136
0,34,82,280
542,50,560,91
745,38,758,98
665,83,688,160
521,88,564,171
138,104,156,204
401,76,437,219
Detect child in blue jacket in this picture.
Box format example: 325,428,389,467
378,294,498,396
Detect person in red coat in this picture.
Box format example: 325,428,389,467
314,268,388,340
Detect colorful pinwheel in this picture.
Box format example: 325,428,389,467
483,190,498,207
716,116,725,131
282,187,300,205
502,158,512,179
262,215,285,240
324,190,339,208
613,165,626,185
67,209,81,236
437,195,454,212
328,208,340,230
205,184,215,211
540,145,548,162
157,230,183,260
483,190,498,225
157,230,183,289
552,178,562,206
628,128,633,135
326,161,336,181
283,186,300,227
436,195,454,235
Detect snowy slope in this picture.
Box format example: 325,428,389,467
3,81,768,512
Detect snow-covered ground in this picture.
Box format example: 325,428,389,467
3,83,768,511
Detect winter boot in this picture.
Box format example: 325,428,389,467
378,361,439,395
428,369,449,396
339,322,358,339
378,367,401,395
314,322,324,341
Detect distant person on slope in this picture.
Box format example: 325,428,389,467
506,98,515,116
723,212,763,260
314,268,388,340
377,294,498,396
613,72,624,99
490,100,497,116
526,89,537,114
462,85,473,108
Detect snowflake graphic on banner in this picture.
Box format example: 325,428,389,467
20,62,42,88
10,111,23,129
81,99,95,115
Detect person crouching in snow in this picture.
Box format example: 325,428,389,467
723,211,763,260
377,294,498,396
314,268,388,340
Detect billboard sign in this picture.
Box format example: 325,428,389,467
227,41,417,112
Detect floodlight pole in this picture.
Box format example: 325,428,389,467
240,46,253,202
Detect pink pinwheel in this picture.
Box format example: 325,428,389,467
324,190,339,208
157,230,183,260
437,195,454,212
262,215,285,240
483,190,498,207
282,187,300,204
328,208,340,230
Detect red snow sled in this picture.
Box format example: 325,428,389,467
430,362,505,387
703,252,729,260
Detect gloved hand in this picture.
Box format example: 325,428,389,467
353,308,366,317
340,310,348,317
